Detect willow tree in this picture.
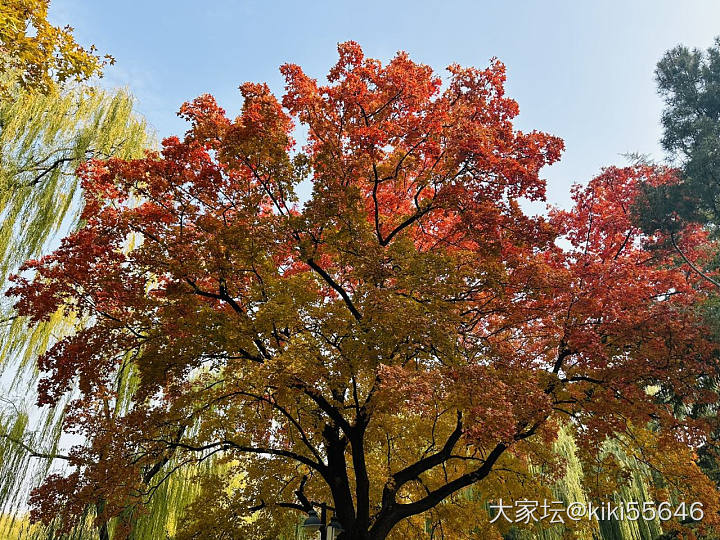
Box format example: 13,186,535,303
0,58,150,539
0,79,152,537
0,80,222,540
0,2,224,539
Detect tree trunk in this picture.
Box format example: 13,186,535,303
95,499,110,540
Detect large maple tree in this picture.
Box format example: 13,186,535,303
8,43,720,539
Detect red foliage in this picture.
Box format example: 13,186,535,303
7,43,720,538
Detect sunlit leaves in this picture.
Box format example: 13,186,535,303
7,43,720,539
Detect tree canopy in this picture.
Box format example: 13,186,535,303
636,37,720,239
0,0,110,94
7,42,720,540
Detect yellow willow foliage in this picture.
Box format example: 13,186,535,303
494,428,667,540
0,84,148,283
0,513,43,538
0,82,151,538
0,86,217,532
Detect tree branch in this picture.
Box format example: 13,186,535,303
371,442,507,538
1,432,76,462
153,438,326,475
670,231,720,288
390,411,463,489
306,258,362,321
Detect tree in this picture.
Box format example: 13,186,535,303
0,0,111,94
0,5,150,538
635,38,720,256
0,83,152,540
632,38,720,534
8,43,720,539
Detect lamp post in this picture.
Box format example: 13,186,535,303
301,503,344,540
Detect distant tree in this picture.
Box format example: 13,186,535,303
632,40,720,535
635,37,720,262
8,43,720,539
0,0,111,94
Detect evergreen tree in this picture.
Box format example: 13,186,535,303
636,37,720,241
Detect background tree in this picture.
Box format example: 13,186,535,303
635,37,720,258
632,38,720,521
9,43,720,540
0,2,160,539
0,82,153,540
0,0,111,94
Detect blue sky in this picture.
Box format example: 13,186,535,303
50,0,720,209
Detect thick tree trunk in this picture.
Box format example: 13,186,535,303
334,442,509,540
337,531,369,540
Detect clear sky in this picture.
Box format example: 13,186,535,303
50,0,720,209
